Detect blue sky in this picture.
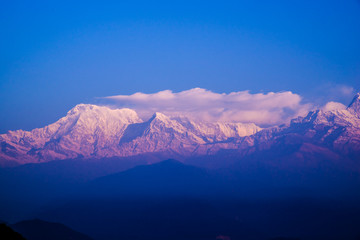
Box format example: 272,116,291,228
1,0,360,132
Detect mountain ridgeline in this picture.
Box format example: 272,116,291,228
0,105,261,166
1,92,360,167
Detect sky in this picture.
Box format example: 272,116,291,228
1,0,360,132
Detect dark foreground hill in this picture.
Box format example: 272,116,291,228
10,219,93,240
0,223,26,240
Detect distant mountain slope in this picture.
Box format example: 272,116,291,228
0,155,156,222
10,219,93,240
84,159,219,197
36,159,360,240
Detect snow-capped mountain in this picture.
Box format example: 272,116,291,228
0,104,142,164
0,104,261,166
1,93,360,167
221,92,360,164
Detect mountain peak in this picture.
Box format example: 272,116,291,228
155,158,184,166
66,104,141,122
68,104,136,115
150,112,170,122
347,92,360,113
67,104,98,115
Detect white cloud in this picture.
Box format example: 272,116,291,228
102,88,313,127
321,101,347,112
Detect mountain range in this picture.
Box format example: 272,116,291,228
1,93,360,167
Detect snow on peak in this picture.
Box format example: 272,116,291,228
65,104,141,124
152,112,169,121
67,104,97,114
322,102,346,112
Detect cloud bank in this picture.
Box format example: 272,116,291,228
102,88,314,127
